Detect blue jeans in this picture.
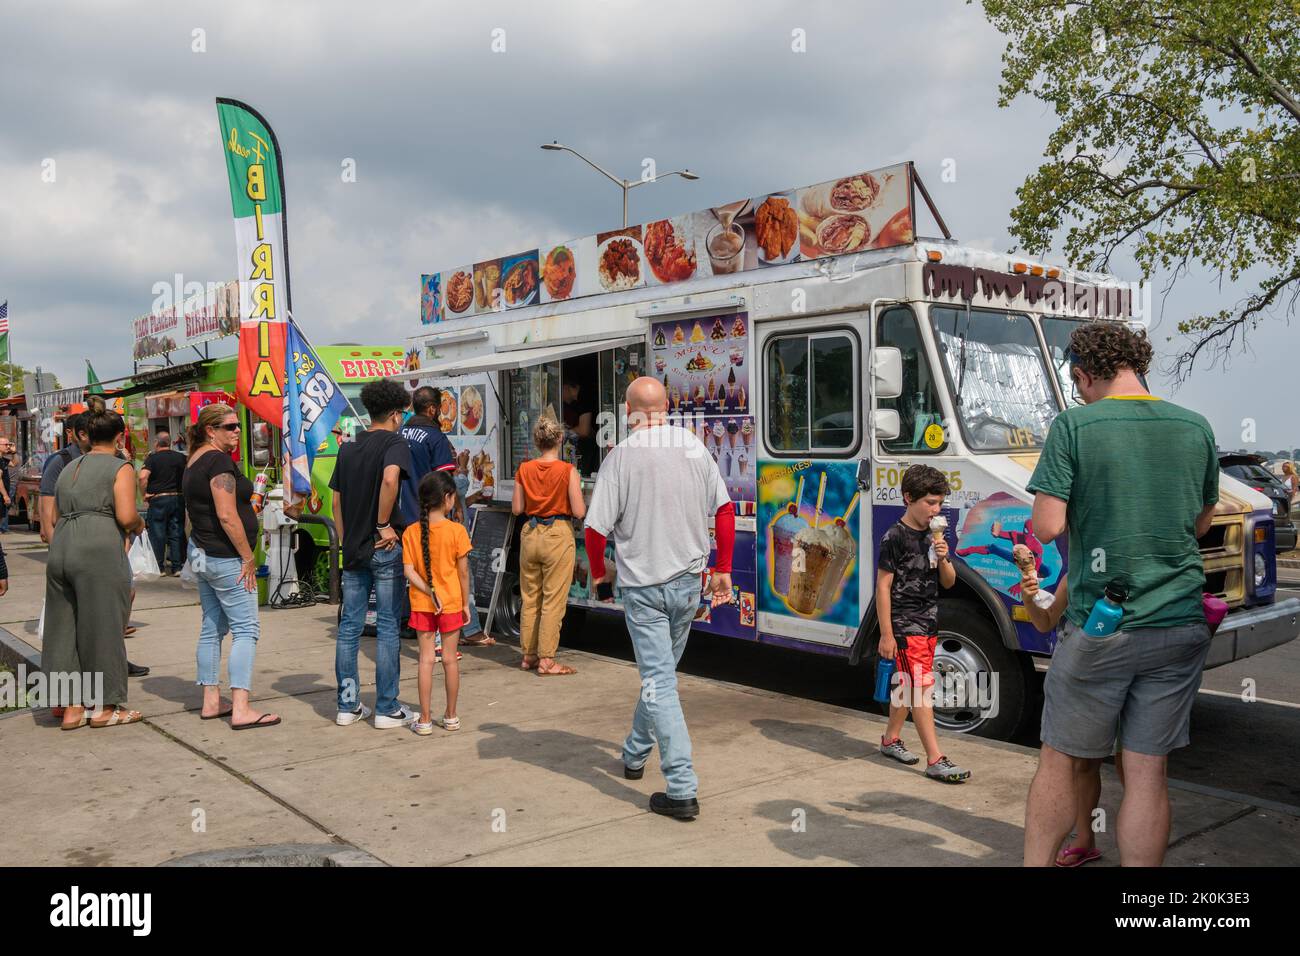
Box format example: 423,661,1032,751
337,544,404,715
193,546,260,691
621,570,701,798
147,495,187,572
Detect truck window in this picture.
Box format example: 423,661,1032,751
764,330,858,455
877,305,947,454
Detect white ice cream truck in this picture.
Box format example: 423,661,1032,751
401,162,1299,740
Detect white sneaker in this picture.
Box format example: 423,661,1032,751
436,715,461,732
336,703,372,726
374,703,415,729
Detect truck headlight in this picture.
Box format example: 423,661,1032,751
1254,552,1267,588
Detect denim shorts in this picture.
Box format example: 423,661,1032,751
1041,618,1212,758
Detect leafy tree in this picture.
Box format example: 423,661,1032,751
978,1,1300,378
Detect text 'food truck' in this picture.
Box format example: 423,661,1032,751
401,161,1299,741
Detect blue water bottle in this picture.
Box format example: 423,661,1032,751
873,657,896,704
1083,580,1129,636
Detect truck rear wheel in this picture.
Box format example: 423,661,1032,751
493,571,522,642
930,598,1029,741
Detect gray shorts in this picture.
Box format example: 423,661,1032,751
1041,618,1212,758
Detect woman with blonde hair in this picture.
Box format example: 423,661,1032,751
1282,461,1298,507
511,410,585,675
182,403,279,729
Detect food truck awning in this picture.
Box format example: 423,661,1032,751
399,335,644,380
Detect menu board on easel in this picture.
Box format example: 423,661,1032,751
468,506,515,627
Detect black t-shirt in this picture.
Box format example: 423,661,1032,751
878,521,938,636
563,396,600,476
183,450,258,558
143,449,187,494
328,429,412,570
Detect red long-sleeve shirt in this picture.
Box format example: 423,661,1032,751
585,502,735,583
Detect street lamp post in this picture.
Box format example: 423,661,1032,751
540,141,699,227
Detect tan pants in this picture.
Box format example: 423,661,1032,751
519,521,576,659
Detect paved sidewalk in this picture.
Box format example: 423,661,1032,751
1,541,1295,867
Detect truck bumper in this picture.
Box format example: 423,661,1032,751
1204,597,1300,669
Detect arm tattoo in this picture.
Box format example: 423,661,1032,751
212,473,237,494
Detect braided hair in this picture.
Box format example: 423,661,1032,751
417,471,458,611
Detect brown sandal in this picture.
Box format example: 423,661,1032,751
537,662,577,676
520,656,539,671
89,708,143,728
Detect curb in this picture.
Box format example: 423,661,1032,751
0,624,39,672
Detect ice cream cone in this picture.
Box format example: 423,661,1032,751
1012,543,1037,584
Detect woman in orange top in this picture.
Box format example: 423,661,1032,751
512,414,586,675
402,471,472,734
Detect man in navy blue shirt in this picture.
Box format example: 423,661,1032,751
397,386,456,639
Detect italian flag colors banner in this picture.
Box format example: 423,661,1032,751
215,98,291,425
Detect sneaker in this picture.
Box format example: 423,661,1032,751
336,703,372,726
435,715,461,732
879,737,920,765
411,719,435,736
925,756,972,783
374,704,415,729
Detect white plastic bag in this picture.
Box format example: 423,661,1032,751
179,556,198,590
128,534,161,582
37,597,45,642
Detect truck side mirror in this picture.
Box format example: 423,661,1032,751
873,347,903,400
873,409,901,442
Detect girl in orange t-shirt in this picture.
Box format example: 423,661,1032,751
402,471,472,735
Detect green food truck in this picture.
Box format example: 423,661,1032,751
121,344,410,592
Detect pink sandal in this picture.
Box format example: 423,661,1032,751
1055,847,1102,868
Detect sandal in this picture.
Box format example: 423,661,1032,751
61,709,89,731
232,713,281,731
124,626,139,637
1055,846,1102,868
462,634,497,647
520,656,539,671
200,706,234,720
89,708,144,728
537,661,577,676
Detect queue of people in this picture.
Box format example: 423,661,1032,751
28,319,1229,854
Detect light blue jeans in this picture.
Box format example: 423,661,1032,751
193,545,261,691
621,570,701,798
337,544,403,715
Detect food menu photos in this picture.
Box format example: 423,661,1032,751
410,373,500,499
507,363,559,478
422,163,915,323
653,312,755,511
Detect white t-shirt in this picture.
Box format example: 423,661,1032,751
585,423,730,588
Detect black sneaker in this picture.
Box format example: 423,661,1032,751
623,762,645,780
127,661,150,678
649,792,699,819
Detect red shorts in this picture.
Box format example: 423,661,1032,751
896,635,938,689
409,610,468,635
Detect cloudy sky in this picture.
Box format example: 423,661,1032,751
1,0,1294,451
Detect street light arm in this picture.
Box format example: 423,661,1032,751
554,145,626,188
625,170,697,190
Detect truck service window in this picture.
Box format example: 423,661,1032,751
764,331,858,455
930,305,1060,451
878,305,947,454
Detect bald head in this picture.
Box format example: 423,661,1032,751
626,377,667,414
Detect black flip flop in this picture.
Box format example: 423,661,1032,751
200,708,234,721
232,714,282,730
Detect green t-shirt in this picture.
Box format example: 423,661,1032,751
1027,396,1219,631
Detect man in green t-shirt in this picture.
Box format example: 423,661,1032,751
1022,321,1218,867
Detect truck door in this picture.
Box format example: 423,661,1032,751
754,315,870,648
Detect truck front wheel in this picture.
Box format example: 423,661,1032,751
493,571,522,642
930,598,1030,741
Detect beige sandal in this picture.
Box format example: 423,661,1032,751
89,708,143,728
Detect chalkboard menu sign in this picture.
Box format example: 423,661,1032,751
468,506,515,623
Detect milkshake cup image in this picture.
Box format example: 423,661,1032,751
722,449,733,477
788,526,838,616
771,505,808,596
739,451,748,475
929,515,948,569
815,518,858,612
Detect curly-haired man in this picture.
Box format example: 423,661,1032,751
1023,321,1219,866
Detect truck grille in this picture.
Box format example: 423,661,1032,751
1200,516,1245,606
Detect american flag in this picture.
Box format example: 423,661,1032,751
0,301,7,333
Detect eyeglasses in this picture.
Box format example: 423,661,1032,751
216,422,241,432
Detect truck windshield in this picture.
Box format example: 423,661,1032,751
930,305,1060,451
1039,316,1084,409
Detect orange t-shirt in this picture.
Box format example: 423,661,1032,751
515,458,573,517
401,518,472,613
